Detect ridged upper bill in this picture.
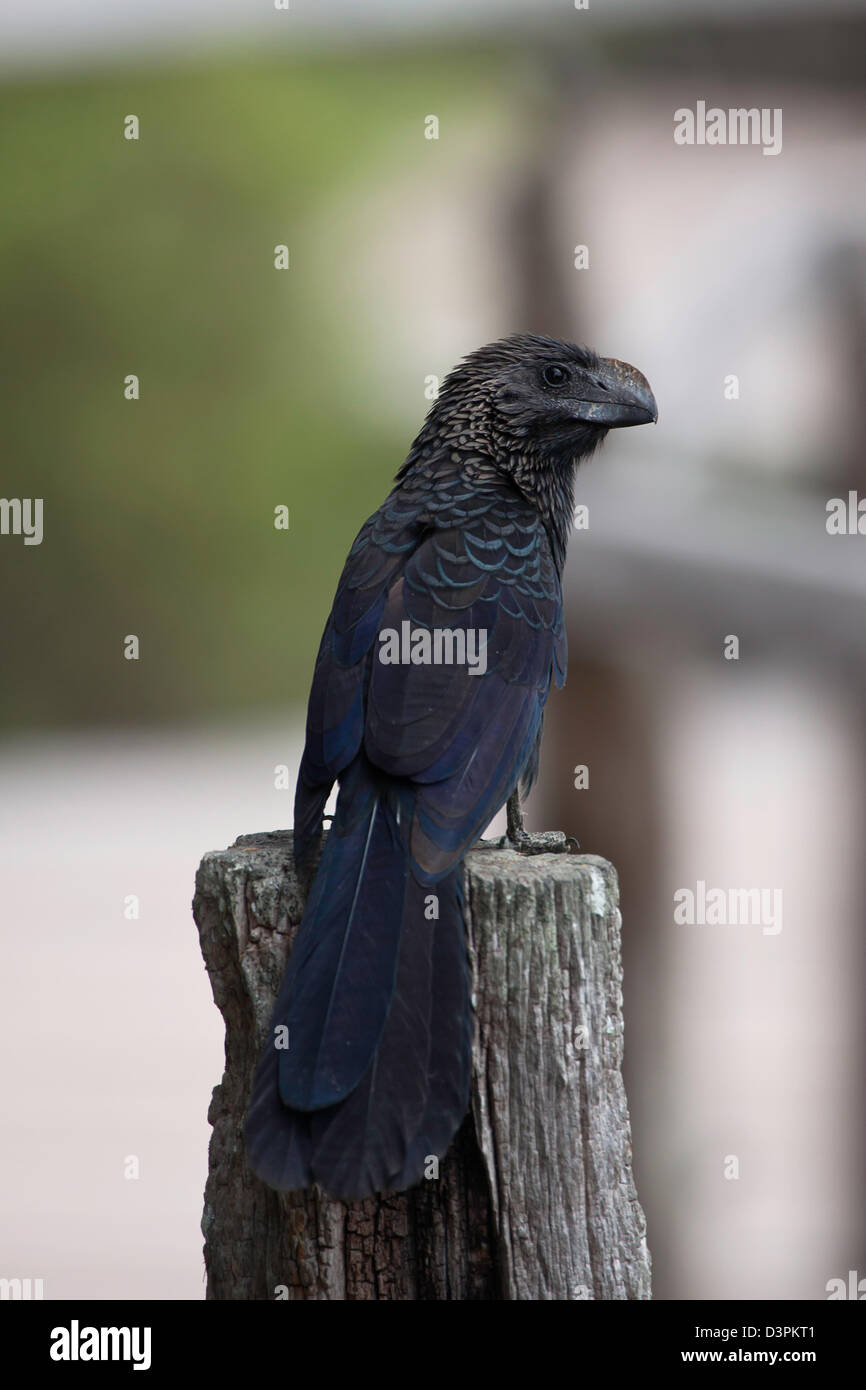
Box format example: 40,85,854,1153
572,357,658,427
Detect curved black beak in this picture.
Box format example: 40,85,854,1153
572,357,657,428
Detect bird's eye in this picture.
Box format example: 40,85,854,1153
542,363,568,387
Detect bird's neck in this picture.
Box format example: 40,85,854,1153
399,440,578,576
506,451,577,576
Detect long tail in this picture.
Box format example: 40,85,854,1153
243,760,472,1201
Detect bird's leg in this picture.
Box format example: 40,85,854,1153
506,788,527,843
499,789,579,855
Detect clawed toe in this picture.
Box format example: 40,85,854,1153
499,829,579,855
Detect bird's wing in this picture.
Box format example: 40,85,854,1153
292,492,421,862
365,488,566,880
294,471,566,878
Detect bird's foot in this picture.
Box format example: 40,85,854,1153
498,828,580,855
498,789,579,854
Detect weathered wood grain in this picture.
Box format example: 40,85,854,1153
193,830,650,1300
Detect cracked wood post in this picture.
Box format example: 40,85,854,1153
193,830,651,1300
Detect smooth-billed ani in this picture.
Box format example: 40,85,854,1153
244,333,656,1200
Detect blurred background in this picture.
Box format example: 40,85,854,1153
2,0,865,1300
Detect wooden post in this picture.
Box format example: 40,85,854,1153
193,831,651,1300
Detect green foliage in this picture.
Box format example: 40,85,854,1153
0,47,503,726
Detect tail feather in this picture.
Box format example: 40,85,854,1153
308,871,470,1199
242,1040,314,1191
243,763,472,1202
278,781,409,1111
408,872,473,1166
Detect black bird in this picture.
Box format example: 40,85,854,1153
244,333,656,1201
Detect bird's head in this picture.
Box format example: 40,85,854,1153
403,334,657,566
428,333,657,470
